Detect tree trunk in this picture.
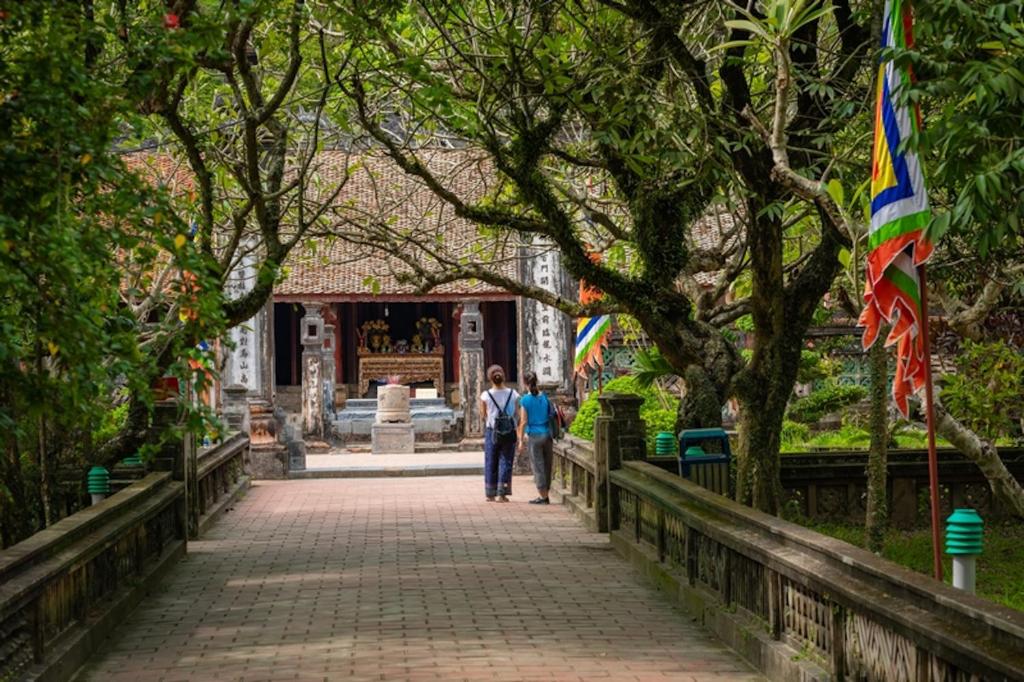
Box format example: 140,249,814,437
38,412,52,528
676,364,725,431
733,332,807,515
735,395,786,514
935,397,1024,519
865,339,888,552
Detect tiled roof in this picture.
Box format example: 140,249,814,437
121,149,741,297
689,206,739,288
276,150,521,298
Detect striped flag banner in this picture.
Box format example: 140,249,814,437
858,0,933,417
574,258,611,376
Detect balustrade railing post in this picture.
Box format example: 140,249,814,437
831,605,847,680
595,393,645,534
685,527,697,586
768,569,783,640
656,508,666,563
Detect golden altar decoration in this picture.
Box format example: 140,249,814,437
357,349,445,397
356,318,445,396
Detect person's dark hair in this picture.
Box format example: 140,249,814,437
486,364,505,385
524,371,539,396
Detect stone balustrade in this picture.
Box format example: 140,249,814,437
194,432,251,537
0,432,251,680
584,393,1024,681
552,436,604,532
0,473,186,681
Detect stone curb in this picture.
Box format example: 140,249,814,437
288,465,484,479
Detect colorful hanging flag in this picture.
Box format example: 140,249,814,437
858,0,933,416
574,266,611,376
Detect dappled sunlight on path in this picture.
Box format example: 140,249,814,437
76,476,759,681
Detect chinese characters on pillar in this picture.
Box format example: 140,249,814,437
527,246,566,384
224,248,261,393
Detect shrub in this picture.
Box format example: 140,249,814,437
569,375,680,454
780,420,810,453
787,383,868,424
941,340,1024,441
805,424,872,450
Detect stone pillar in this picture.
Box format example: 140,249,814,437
458,301,485,438
596,393,645,533
221,238,266,399
322,323,336,412
300,303,325,440
519,240,574,393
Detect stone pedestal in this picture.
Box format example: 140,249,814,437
248,398,288,479
372,383,413,453
222,384,249,432
371,423,415,454
249,443,288,479
458,302,485,438
332,398,457,444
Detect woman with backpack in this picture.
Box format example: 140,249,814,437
480,364,519,502
516,371,555,505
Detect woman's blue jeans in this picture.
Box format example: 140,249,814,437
484,427,515,497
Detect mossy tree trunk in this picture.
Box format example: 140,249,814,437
865,338,889,553
730,196,846,514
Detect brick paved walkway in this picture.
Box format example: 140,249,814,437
76,477,760,682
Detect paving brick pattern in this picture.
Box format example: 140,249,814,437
76,477,760,682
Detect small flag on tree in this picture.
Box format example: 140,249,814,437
858,0,933,417
574,266,611,376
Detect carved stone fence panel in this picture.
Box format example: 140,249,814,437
194,433,250,538
779,448,1024,528
607,462,1024,681
551,436,606,532
0,473,186,681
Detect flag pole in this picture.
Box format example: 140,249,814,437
918,264,943,582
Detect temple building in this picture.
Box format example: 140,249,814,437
218,151,577,449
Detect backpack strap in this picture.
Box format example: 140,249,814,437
486,390,511,415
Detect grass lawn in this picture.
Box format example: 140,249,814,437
806,521,1024,613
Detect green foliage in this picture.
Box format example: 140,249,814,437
780,420,810,451
632,347,674,388
796,350,838,385
569,376,680,454
941,341,1024,440
0,2,228,545
907,1,1024,255
804,424,872,450
780,422,953,453
889,423,953,450
786,384,868,424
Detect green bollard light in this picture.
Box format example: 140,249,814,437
87,466,111,505
945,508,983,594
655,431,676,456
